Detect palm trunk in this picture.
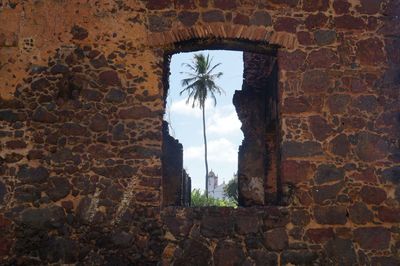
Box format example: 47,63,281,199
202,106,209,198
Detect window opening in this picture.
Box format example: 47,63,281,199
162,40,280,208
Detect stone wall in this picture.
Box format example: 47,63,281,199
234,52,280,206
0,0,399,265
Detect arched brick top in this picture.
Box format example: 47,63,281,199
147,24,298,50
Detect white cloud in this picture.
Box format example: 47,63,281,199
169,98,213,118
207,106,242,135
185,138,238,164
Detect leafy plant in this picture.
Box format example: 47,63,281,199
191,189,236,207
224,177,238,203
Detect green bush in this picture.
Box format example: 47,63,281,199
191,189,237,207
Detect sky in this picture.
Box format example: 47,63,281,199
164,50,244,191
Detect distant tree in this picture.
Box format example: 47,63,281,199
191,189,236,207
224,177,238,203
180,53,224,197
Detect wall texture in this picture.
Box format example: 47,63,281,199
0,0,399,265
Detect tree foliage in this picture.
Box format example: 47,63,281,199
224,178,238,203
191,189,236,207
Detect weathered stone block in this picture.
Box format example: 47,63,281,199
61,123,88,136
233,13,249,25
281,250,318,265
314,205,347,225
281,160,313,184
354,227,391,250
264,228,288,251
305,13,328,30
20,206,65,229
46,177,71,202
175,239,211,265
308,48,339,68
302,0,329,11
309,115,333,141
70,25,88,40
6,140,27,149
371,256,400,266
315,164,344,185
214,0,237,10
360,186,387,205
146,0,173,9
89,113,108,132
329,134,350,157
381,166,400,184
349,202,373,224
274,17,299,33
377,206,400,223
291,209,310,226
335,15,366,30
32,107,58,123
99,70,121,86
105,89,126,103
14,185,40,202
214,240,244,266
178,11,199,26
357,0,383,14
201,215,234,237
31,78,50,91
356,38,386,66
170,0,193,9
325,238,357,265
250,11,272,26
312,181,344,204
306,228,334,243
202,10,225,22
0,182,6,204
355,132,389,162
333,0,350,14
278,49,306,71
235,215,260,234
302,70,331,93
17,166,49,184
249,250,278,266
118,106,160,120
282,141,323,158
314,30,336,46
81,89,103,101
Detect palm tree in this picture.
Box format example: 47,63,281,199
180,53,224,197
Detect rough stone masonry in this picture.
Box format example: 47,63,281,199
0,0,399,265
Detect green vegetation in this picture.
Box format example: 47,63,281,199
191,189,237,207
180,53,224,197
224,177,238,203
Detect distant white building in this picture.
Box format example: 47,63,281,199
207,170,227,199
